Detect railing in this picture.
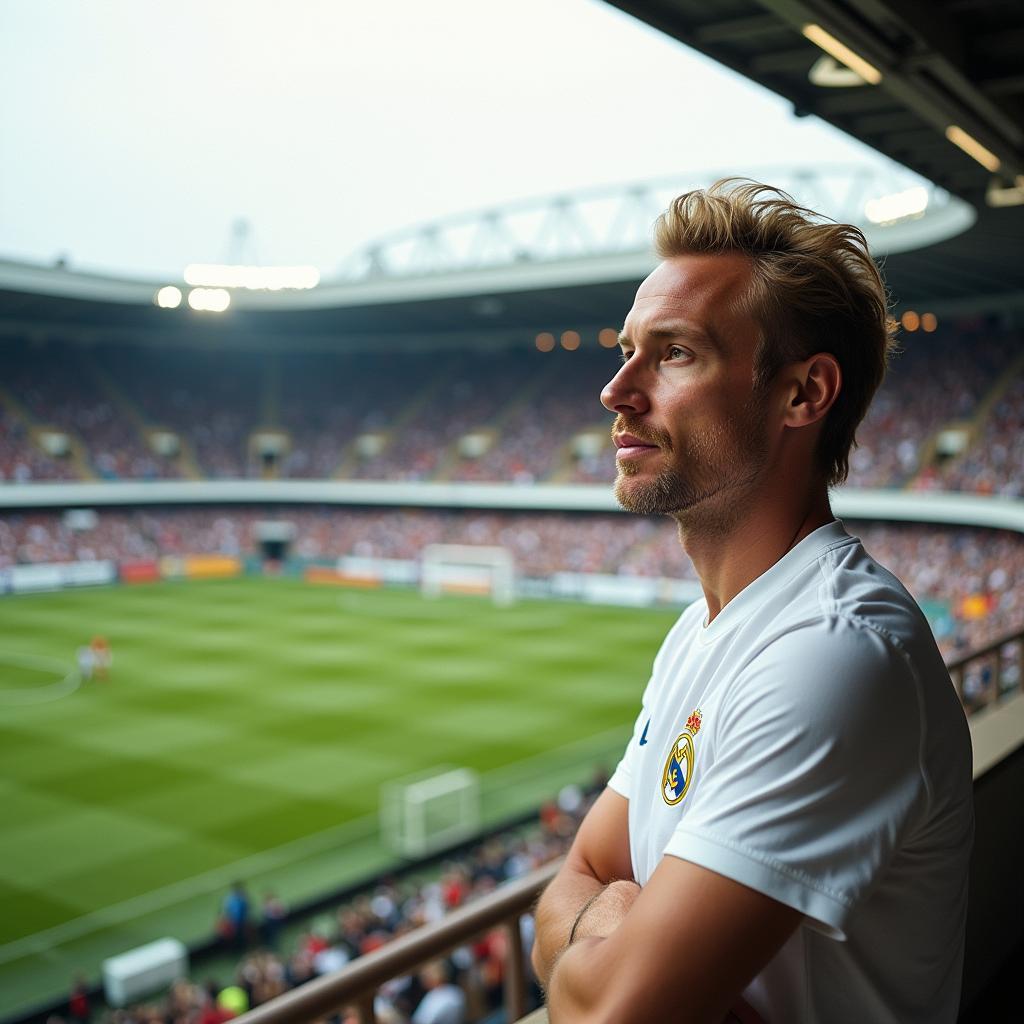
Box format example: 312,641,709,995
235,860,559,1024
949,626,1024,716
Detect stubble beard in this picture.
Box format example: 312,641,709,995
612,398,770,531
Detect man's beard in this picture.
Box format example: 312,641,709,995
612,398,770,521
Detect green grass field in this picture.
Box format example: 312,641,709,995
0,578,679,1017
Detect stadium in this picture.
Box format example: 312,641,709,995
2,1,1024,1023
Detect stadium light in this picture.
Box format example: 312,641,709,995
945,126,1001,173
183,263,320,291
599,328,619,349
154,285,183,309
921,313,938,333
561,330,581,351
901,310,920,332
187,287,231,313
801,24,882,86
864,186,929,225
535,332,555,353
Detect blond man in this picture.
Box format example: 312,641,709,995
532,181,973,1024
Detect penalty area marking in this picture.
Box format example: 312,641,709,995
0,651,80,707
0,724,630,965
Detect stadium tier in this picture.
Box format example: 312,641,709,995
1,321,1020,492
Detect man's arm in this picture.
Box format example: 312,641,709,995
546,854,802,1024
531,787,637,986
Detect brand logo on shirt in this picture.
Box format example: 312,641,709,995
639,719,650,746
661,708,702,806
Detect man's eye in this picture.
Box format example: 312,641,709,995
667,346,689,360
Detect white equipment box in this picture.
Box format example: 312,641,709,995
102,937,188,1006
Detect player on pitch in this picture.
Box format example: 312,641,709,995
532,180,973,1024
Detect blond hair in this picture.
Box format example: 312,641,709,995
653,178,898,486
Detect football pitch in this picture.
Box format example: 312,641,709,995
0,577,679,1017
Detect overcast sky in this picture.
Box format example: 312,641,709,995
0,0,891,279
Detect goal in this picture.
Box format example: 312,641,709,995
420,543,516,606
380,766,481,858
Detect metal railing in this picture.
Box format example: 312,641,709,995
949,626,1024,716
235,860,559,1024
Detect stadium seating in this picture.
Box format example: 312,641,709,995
0,321,1019,493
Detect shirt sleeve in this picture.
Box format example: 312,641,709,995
607,699,650,799
663,615,925,938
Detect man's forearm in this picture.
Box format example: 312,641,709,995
531,866,605,986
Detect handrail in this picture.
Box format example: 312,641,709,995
946,625,1024,713
234,859,560,1024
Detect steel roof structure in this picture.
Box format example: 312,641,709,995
0,0,1021,349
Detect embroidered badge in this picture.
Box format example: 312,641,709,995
661,708,702,806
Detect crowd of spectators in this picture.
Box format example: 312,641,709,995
61,783,600,1024
1,321,1018,492
6,344,183,481
931,369,1024,498
3,505,1021,662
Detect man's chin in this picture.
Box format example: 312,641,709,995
614,472,682,516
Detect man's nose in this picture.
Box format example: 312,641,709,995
600,362,650,416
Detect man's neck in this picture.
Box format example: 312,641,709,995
676,489,834,623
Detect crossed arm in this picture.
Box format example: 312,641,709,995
532,788,803,1024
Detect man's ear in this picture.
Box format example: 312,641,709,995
781,353,841,428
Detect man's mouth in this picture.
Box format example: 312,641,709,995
614,433,660,459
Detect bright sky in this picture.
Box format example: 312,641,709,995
0,0,888,279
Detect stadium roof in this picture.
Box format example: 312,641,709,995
611,0,1024,202
0,0,1021,348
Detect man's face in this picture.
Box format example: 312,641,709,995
601,252,773,522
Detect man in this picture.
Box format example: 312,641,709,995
531,180,973,1024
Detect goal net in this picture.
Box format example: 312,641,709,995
420,543,516,606
380,766,481,859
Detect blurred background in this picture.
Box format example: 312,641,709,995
1,1,1023,1022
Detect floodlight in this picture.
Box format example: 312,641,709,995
802,24,882,86
945,126,1001,173
154,285,183,309
864,187,929,225
187,287,231,312
183,263,320,290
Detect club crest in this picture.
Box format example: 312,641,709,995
662,708,702,806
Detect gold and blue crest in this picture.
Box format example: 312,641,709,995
661,708,702,806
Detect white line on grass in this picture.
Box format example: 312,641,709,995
0,652,80,706
0,725,630,964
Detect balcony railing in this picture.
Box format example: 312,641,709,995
235,860,558,1024
234,627,1024,1024
949,625,1024,716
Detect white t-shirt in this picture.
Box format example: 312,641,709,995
607,520,973,1024
411,984,466,1024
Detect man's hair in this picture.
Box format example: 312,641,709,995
653,178,898,487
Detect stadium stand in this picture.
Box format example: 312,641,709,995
1,322,1020,493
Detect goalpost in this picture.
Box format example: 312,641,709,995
420,544,516,606
380,766,481,858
